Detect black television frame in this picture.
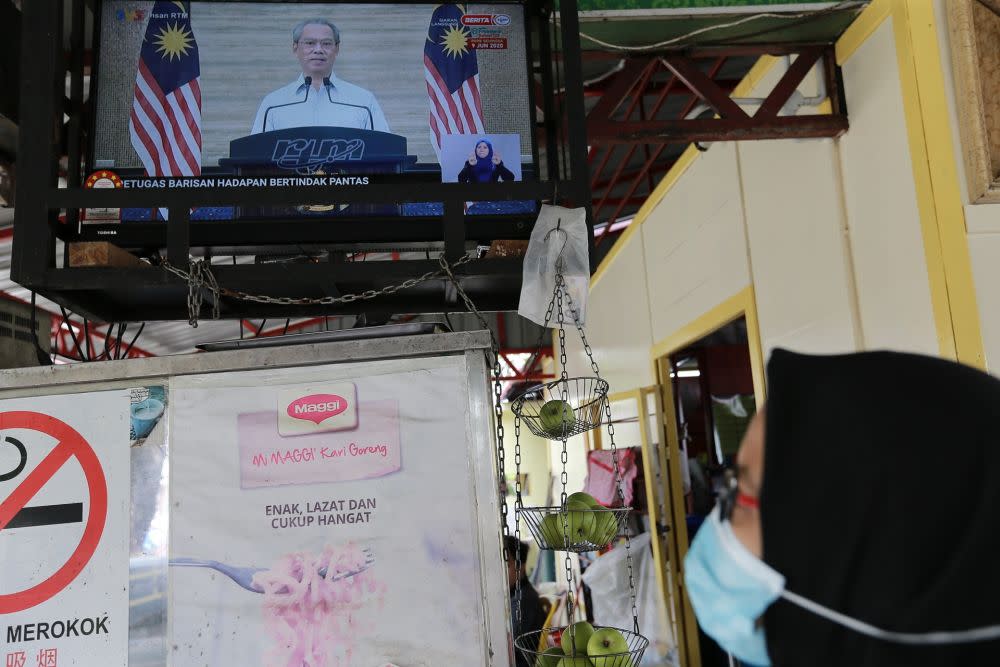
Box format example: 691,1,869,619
12,0,593,322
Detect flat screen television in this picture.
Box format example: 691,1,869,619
88,0,538,223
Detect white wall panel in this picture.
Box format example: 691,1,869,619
642,143,751,345
739,138,861,357
838,19,940,356
567,229,656,390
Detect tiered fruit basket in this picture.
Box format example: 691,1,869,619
515,625,649,667
499,245,647,667
511,376,608,441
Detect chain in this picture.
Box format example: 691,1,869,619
555,276,569,388
552,278,580,628
161,254,477,325
564,286,640,634
513,412,524,631
559,434,576,625
162,259,221,327
434,256,526,635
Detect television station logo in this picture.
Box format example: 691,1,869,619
460,13,510,26
272,138,366,175
82,170,123,223
461,13,510,49
115,8,146,22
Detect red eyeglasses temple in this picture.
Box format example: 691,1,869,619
736,492,759,509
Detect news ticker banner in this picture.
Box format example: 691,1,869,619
82,170,379,222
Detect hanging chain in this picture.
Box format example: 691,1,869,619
553,277,579,628
435,257,527,635
161,254,477,326
556,276,570,388
512,412,524,631
564,287,640,634
162,258,222,327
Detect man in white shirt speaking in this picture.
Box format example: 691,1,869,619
250,18,391,134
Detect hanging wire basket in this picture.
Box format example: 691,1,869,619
510,376,609,440
518,505,630,553
515,625,649,667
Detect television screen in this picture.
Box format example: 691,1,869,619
90,1,536,221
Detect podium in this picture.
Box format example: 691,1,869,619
219,127,414,219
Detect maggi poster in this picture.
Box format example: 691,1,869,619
168,359,499,667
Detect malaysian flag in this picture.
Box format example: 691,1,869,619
128,1,201,219
424,4,485,157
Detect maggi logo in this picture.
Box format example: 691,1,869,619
286,394,349,424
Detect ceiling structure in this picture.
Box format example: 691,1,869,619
0,0,865,359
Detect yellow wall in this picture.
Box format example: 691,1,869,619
934,0,1000,373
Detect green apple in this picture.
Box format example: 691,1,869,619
539,399,575,434
565,491,601,509
589,511,619,545
539,513,567,547
560,621,595,656
556,657,594,667
534,646,565,667
587,628,632,667
565,500,597,543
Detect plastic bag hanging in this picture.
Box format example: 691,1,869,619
518,205,590,328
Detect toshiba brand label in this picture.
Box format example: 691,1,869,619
278,384,358,436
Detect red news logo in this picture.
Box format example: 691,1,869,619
461,14,494,25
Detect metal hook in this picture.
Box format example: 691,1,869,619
543,218,570,274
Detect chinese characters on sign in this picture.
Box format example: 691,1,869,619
4,649,56,667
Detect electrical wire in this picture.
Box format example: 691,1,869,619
29,292,53,366
83,319,92,360
115,323,125,360
59,306,87,361
120,322,146,359
102,324,113,361
574,1,863,53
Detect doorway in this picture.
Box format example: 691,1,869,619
651,289,765,667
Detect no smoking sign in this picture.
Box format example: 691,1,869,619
0,394,129,667
0,412,107,613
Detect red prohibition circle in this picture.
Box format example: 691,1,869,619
0,411,108,613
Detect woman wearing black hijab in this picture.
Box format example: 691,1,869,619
685,349,1000,667
458,139,515,183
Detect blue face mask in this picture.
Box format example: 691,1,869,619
685,509,1000,664
684,506,785,667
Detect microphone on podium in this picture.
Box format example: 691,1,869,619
322,77,375,130
262,75,313,131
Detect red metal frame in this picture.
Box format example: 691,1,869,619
582,45,847,247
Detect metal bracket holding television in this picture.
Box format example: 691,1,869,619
12,0,593,321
